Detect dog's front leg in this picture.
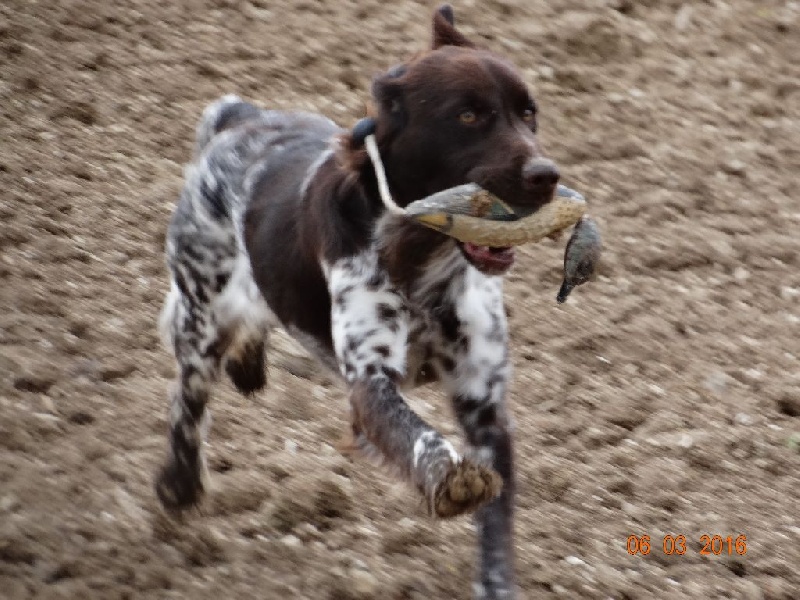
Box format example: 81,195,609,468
436,276,516,599
325,254,501,517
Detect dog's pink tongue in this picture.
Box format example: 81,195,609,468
465,243,513,258
463,243,515,273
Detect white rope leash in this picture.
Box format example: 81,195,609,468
363,134,407,216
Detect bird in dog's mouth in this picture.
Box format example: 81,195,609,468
355,122,587,277
402,183,587,276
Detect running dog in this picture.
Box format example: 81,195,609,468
156,6,560,598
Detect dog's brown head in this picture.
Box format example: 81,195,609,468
344,5,559,275
373,5,558,206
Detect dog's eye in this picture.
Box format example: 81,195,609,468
459,110,478,124
522,108,536,123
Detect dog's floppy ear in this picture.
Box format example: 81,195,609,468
371,64,408,134
336,65,407,173
432,4,475,49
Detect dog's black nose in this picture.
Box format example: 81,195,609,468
522,157,560,191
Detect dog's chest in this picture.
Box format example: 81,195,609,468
324,243,505,388
400,306,444,388
400,249,499,388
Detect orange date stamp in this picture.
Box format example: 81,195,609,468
626,534,747,556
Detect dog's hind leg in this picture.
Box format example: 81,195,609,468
155,95,277,509
155,189,240,510
156,245,273,510
156,279,228,510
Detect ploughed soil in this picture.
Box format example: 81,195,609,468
1,0,799,598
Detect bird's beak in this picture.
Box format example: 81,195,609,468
556,280,574,304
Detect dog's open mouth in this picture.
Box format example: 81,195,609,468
460,242,515,274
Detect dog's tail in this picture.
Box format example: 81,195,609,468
194,94,263,157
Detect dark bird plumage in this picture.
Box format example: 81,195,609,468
557,215,602,303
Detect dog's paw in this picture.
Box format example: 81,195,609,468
473,581,517,600
432,460,502,518
155,461,205,512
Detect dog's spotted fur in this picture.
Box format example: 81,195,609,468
155,7,561,599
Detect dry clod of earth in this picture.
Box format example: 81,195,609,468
1,0,799,598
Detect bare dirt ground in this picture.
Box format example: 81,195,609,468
1,0,799,598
